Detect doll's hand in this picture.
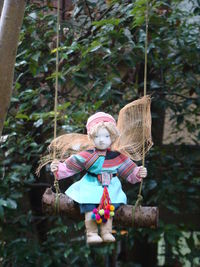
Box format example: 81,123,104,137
50,159,60,173
138,166,147,178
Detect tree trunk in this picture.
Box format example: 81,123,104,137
42,188,159,228
0,1,4,17
0,0,26,137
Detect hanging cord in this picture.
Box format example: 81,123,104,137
53,0,61,213
132,0,149,225
139,0,148,196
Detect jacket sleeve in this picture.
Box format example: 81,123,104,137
117,157,142,184
57,153,86,180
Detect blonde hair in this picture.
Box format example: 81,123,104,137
88,121,120,144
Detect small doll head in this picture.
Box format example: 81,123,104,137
86,112,119,150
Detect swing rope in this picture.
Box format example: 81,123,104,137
140,0,149,197
132,0,149,224
53,0,61,213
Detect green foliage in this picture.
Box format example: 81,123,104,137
0,0,200,266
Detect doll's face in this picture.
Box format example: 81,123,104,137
93,127,112,150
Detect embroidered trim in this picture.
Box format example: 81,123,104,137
103,154,128,168
87,171,117,184
85,152,99,170
84,150,106,170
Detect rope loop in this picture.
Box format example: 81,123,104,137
132,194,143,226
53,179,60,213
54,192,61,214
136,194,143,206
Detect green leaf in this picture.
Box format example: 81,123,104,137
99,82,112,98
15,113,30,120
82,40,102,56
6,199,17,209
33,118,43,127
46,71,62,80
29,12,37,19
150,80,161,89
0,199,7,207
48,225,68,235
15,60,27,67
15,82,21,90
0,198,17,209
32,51,41,62
51,46,67,54
57,102,71,111
92,18,121,27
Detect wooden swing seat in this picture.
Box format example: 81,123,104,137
42,188,159,228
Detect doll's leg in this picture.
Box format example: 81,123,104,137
85,211,103,244
100,218,115,242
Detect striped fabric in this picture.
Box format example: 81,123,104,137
65,155,85,173
57,148,141,204
64,149,107,173
103,153,128,168
64,149,138,180
117,158,136,179
85,152,99,170
59,148,140,184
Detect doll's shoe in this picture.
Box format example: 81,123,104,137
85,212,103,244
101,232,115,243
86,231,103,244
100,218,116,243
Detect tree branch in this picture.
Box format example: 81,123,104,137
157,91,197,101
84,0,93,21
42,188,159,228
77,4,114,42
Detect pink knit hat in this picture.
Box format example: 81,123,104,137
86,112,116,133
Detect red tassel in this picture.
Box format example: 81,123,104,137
99,187,111,210
92,187,114,224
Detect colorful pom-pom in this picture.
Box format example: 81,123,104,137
99,209,104,216
110,205,115,211
104,209,110,216
102,218,107,223
106,204,111,210
96,218,102,224
104,214,110,219
110,211,115,217
91,213,96,220
96,214,101,221
104,210,110,219
93,208,98,214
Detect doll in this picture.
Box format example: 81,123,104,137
50,112,147,244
